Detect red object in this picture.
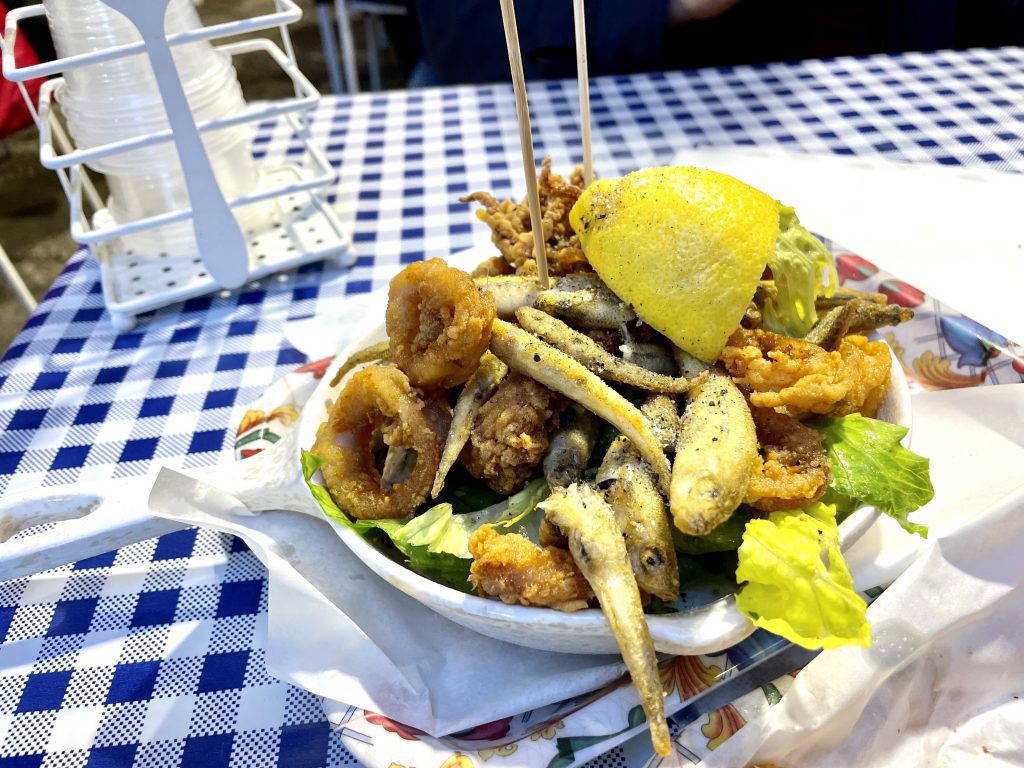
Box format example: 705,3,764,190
363,711,427,741
0,2,44,138
835,253,879,284
451,716,513,741
879,279,926,308
295,355,335,379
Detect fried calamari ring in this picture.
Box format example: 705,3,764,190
386,258,497,389
744,407,832,512
313,364,451,519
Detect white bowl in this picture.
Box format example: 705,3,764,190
297,246,912,656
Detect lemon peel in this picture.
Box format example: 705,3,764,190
570,166,780,362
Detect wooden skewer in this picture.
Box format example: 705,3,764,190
498,0,550,288
572,0,593,188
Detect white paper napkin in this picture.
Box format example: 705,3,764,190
695,383,1024,767
148,471,627,737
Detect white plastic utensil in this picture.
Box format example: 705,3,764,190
96,0,250,289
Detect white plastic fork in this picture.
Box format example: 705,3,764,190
96,0,250,289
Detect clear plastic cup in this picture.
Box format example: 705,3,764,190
43,0,264,259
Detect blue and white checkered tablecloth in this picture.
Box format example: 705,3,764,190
1,47,1022,767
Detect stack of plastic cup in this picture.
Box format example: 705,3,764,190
43,0,262,259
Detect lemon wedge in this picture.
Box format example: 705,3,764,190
570,166,780,362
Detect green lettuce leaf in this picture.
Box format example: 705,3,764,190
301,450,548,592
811,414,933,537
736,502,871,649
389,478,550,558
672,510,746,555
763,204,839,337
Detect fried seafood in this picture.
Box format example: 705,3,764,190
672,346,711,379
515,307,704,395
620,341,678,377
461,158,590,276
814,288,888,311
539,483,671,757
844,302,914,337
461,372,562,495
531,272,636,329
329,340,391,387
720,328,891,418
744,407,832,512
804,299,914,350
641,394,680,451
474,275,552,319
833,334,891,418
386,258,496,389
489,319,673,495
468,524,594,611
470,255,515,278
671,368,758,536
597,436,680,601
431,352,508,498
313,364,451,519
543,404,600,489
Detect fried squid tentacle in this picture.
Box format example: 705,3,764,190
532,272,636,329
515,307,705,395
745,407,832,512
431,351,509,498
671,368,757,536
539,484,671,758
489,319,672,495
543,404,600,490
720,328,891,418
596,436,680,602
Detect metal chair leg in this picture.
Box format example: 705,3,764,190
0,242,37,313
334,0,360,93
316,0,344,94
364,14,381,92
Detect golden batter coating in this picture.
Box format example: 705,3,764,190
386,258,496,389
461,372,562,495
832,334,892,418
462,157,592,277
720,328,891,418
745,407,833,512
470,255,515,278
468,524,594,611
313,364,451,519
